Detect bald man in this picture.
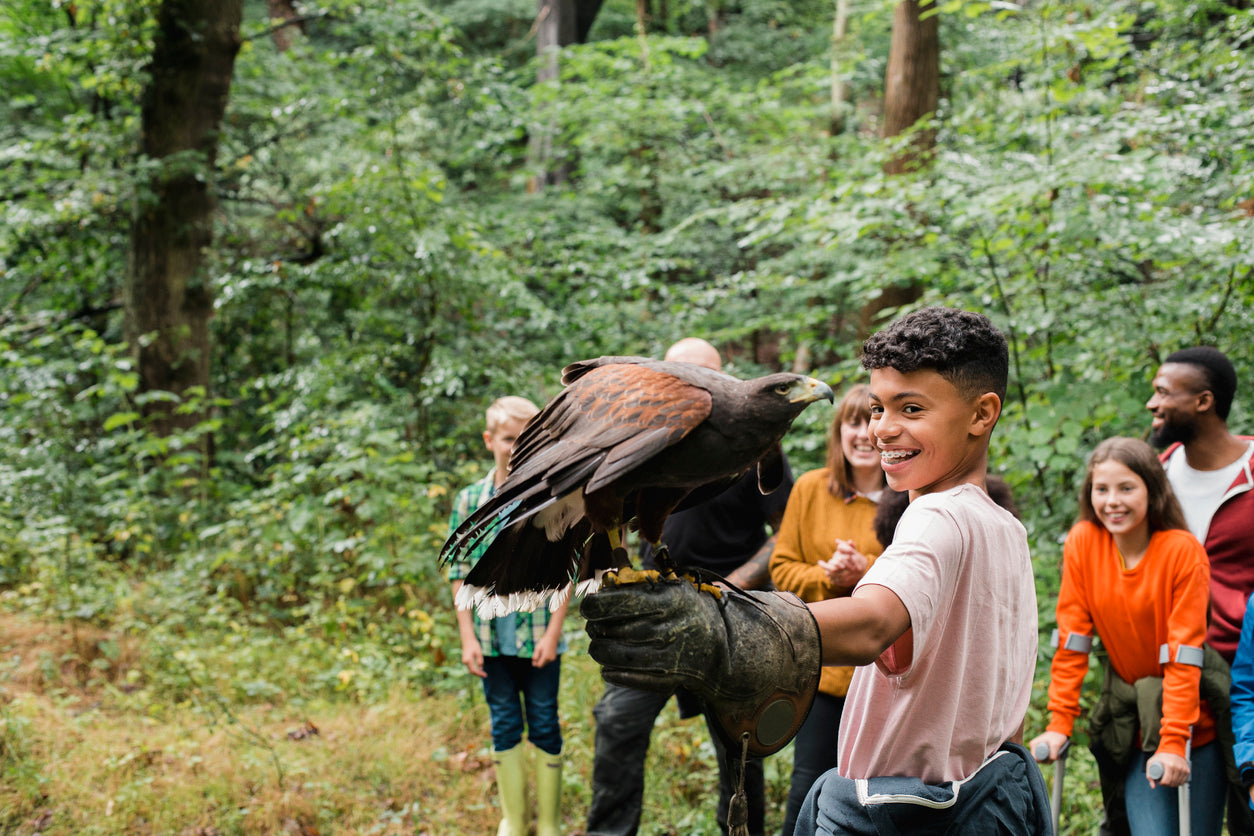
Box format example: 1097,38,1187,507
586,339,795,836
665,336,723,370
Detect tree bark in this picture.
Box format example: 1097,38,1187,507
576,0,605,42
636,0,651,33
857,0,939,335
529,0,596,191
830,0,853,135
707,1,722,37
124,0,243,437
881,0,939,174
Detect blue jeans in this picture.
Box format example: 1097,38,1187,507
1123,744,1225,836
781,692,844,836
480,654,562,755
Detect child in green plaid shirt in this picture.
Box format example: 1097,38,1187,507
447,396,570,836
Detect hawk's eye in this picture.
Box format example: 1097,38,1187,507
775,382,792,395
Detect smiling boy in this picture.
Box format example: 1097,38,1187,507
813,308,1038,786
582,307,1049,834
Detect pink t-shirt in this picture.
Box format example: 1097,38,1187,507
837,484,1037,783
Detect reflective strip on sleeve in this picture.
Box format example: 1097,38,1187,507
1159,643,1171,665
1050,629,1059,649
1175,644,1205,668
1062,633,1092,653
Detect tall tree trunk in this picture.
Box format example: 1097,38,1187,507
706,0,722,37
881,0,940,174
576,0,605,42
859,0,939,335
124,0,243,437
528,0,583,191
636,0,651,33
830,0,853,135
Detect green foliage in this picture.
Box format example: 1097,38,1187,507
0,0,154,326
2,0,1254,827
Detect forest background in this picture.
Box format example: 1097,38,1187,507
2,0,1253,833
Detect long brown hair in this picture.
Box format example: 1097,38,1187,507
1078,437,1188,533
825,384,885,498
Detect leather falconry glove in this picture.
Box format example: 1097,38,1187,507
582,578,820,757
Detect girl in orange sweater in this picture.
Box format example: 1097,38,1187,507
1029,437,1223,836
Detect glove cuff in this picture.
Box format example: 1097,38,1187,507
707,590,821,756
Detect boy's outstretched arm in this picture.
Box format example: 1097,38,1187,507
811,584,911,667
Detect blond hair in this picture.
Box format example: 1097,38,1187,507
485,396,539,433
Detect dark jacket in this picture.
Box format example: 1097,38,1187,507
792,743,1051,836
1088,645,1241,835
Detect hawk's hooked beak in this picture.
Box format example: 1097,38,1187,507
791,378,835,404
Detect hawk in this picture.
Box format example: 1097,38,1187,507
440,356,833,616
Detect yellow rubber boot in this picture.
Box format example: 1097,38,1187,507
535,748,563,836
493,745,528,836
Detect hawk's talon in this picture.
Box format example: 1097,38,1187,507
603,566,664,587
652,543,681,580
601,546,721,598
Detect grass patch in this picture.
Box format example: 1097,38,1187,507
0,687,494,834
0,612,789,835
0,608,1104,835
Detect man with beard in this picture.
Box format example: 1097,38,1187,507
1148,346,1254,835
1148,347,1254,662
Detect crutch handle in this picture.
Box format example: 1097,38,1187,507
1033,739,1071,761
1033,740,1070,835
1144,761,1190,835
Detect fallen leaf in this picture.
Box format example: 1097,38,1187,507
287,719,320,741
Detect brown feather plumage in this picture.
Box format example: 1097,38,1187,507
440,356,833,616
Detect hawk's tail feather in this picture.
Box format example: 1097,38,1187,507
440,443,607,567
439,479,560,565
563,536,631,599
574,575,604,599
455,517,592,616
456,583,559,618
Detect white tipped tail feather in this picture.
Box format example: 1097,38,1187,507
455,580,581,619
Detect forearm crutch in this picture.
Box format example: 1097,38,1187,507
1034,739,1070,836
1147,732,1191,836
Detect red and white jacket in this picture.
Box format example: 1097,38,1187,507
1162,436,1254,662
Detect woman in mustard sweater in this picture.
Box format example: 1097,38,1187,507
769,383,887,836
1030,437,1223,836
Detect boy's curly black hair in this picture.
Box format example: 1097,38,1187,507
860,307,1008,403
